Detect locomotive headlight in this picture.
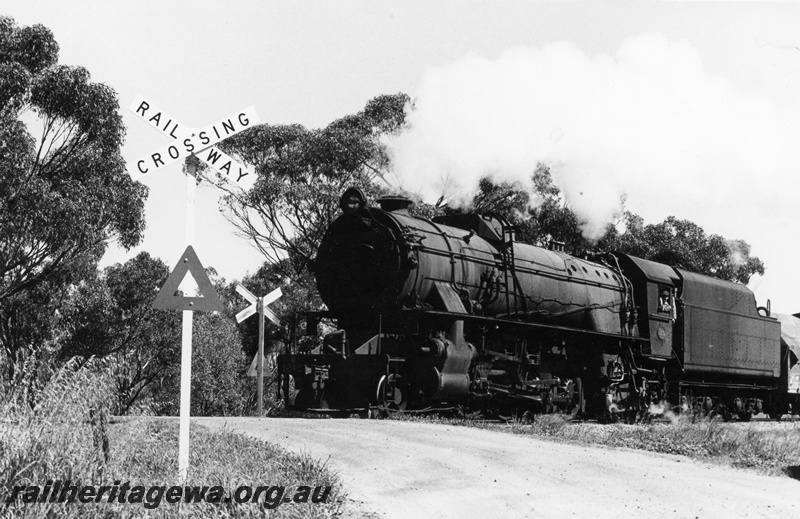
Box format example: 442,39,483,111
340,187,366,216
343,197,360,215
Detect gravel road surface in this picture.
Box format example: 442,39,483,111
195,417,799,519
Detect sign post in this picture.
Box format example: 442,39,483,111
152,241,224,481
257,298,265,416
179,157,196,482
127,97,259,482
235,284,282,416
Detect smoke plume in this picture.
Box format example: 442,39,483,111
387,34,800,242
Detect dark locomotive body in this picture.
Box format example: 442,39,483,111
278,190,800,420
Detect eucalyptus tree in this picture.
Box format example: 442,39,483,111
0,16,146,377
471,166,764,284
216,93,409,282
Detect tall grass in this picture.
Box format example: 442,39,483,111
0,358,357,518
1,357,115,497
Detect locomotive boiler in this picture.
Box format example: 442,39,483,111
277,188,800,420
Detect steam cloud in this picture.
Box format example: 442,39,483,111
387,34,800,242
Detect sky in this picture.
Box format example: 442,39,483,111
5,1,800,313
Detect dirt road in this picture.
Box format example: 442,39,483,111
196,417,799,519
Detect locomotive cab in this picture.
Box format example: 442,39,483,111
612,254,679,358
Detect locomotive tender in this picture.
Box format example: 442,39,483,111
277,188,800,420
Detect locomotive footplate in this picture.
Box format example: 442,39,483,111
278,353,390,411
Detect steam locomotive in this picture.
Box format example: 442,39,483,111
277,188,800,421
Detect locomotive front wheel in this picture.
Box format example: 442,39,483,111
377,374,407,410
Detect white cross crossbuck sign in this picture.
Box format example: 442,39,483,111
235,284,282,326
126,95,260,187
235,283,282,418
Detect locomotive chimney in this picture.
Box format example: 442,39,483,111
377,196,414,214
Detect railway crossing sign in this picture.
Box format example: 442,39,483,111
235,284,283,416
126,95,260,187
126,94,261,482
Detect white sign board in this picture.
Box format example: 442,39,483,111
126,95,260,187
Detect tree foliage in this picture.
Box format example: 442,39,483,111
55,253,180,413
55,253,253,416
469,166,764,284
464,165,592,252
216,93,409,281
600,213,764,284
220,260,322,408
0,16,147,376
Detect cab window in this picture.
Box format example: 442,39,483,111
658,286,672,314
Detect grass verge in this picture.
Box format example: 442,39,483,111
392,412,800,478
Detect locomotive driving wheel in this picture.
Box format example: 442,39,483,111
567,378,585,419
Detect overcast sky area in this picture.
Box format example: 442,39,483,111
5,1,800,313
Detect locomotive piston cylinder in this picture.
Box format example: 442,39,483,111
420,338,448,357
413,321,478,402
